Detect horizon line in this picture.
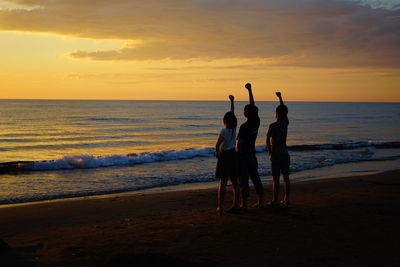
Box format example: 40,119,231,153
0,98,399,103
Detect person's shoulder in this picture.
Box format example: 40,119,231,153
239,121,249,129
220,127,230,134
268,122,278,131
276,121,288,127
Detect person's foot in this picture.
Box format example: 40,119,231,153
267,201,280,207
227,207,241,214
216,207,223,216
252,202,264,208
240,200,248,211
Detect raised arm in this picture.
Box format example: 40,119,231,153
276,92,284,105
229,95,235,113
245,83,255,105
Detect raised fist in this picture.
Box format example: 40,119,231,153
245,83,252,90
229,95,234,101
275,92,281,98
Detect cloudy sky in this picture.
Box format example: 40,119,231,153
0,0,399,101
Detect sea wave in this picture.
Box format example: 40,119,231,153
0,141,399,173
286,141,400,151
85,117,146,123
0,147,214,172
2,140,155,151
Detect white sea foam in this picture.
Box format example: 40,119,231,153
13,141,397,171
32,147,214,171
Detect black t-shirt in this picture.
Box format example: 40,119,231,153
267,121,289,155
237,117,260,155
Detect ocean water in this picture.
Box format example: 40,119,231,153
0,100,399,204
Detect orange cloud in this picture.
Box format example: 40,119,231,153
0,0,399,68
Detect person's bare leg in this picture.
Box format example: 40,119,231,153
250,173,264,207
230,178,240,209
239,175,249,210
217,178,228,215
240,196,247,210
272,175,280,204
253,194,263,208
282,174,290,204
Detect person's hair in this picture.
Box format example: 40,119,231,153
276,104,289,123
244,104,259,121
223,111,237,129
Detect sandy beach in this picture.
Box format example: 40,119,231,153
1,170,400,266
2,0,399,266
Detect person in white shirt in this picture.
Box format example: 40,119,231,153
215,95,240,215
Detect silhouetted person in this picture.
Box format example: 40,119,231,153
215,95,241,215
237,83,263,209
266,92,290,206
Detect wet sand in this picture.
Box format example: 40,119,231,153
1,170,400,266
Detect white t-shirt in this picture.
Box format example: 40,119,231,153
219,128,236,151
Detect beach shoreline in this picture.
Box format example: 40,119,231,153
1,169,400,266
1,158,399,208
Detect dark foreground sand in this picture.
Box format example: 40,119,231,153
1,170,400,266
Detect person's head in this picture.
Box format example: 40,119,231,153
275,104,289,123
244,104,259,121
223,111,237,129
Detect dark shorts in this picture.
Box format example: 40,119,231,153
270,153,290,177
215,149,239,179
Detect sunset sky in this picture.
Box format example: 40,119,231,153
0,0,399,102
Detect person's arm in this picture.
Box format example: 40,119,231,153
215,134,224,158
266,136,272,155
236,139,242,154
229,95,234,113
236,126,243,153
276,92,284,105
245,83,255,105
266,126,273,155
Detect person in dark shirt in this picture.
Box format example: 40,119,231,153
237,83,264,209
266,92,290,206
